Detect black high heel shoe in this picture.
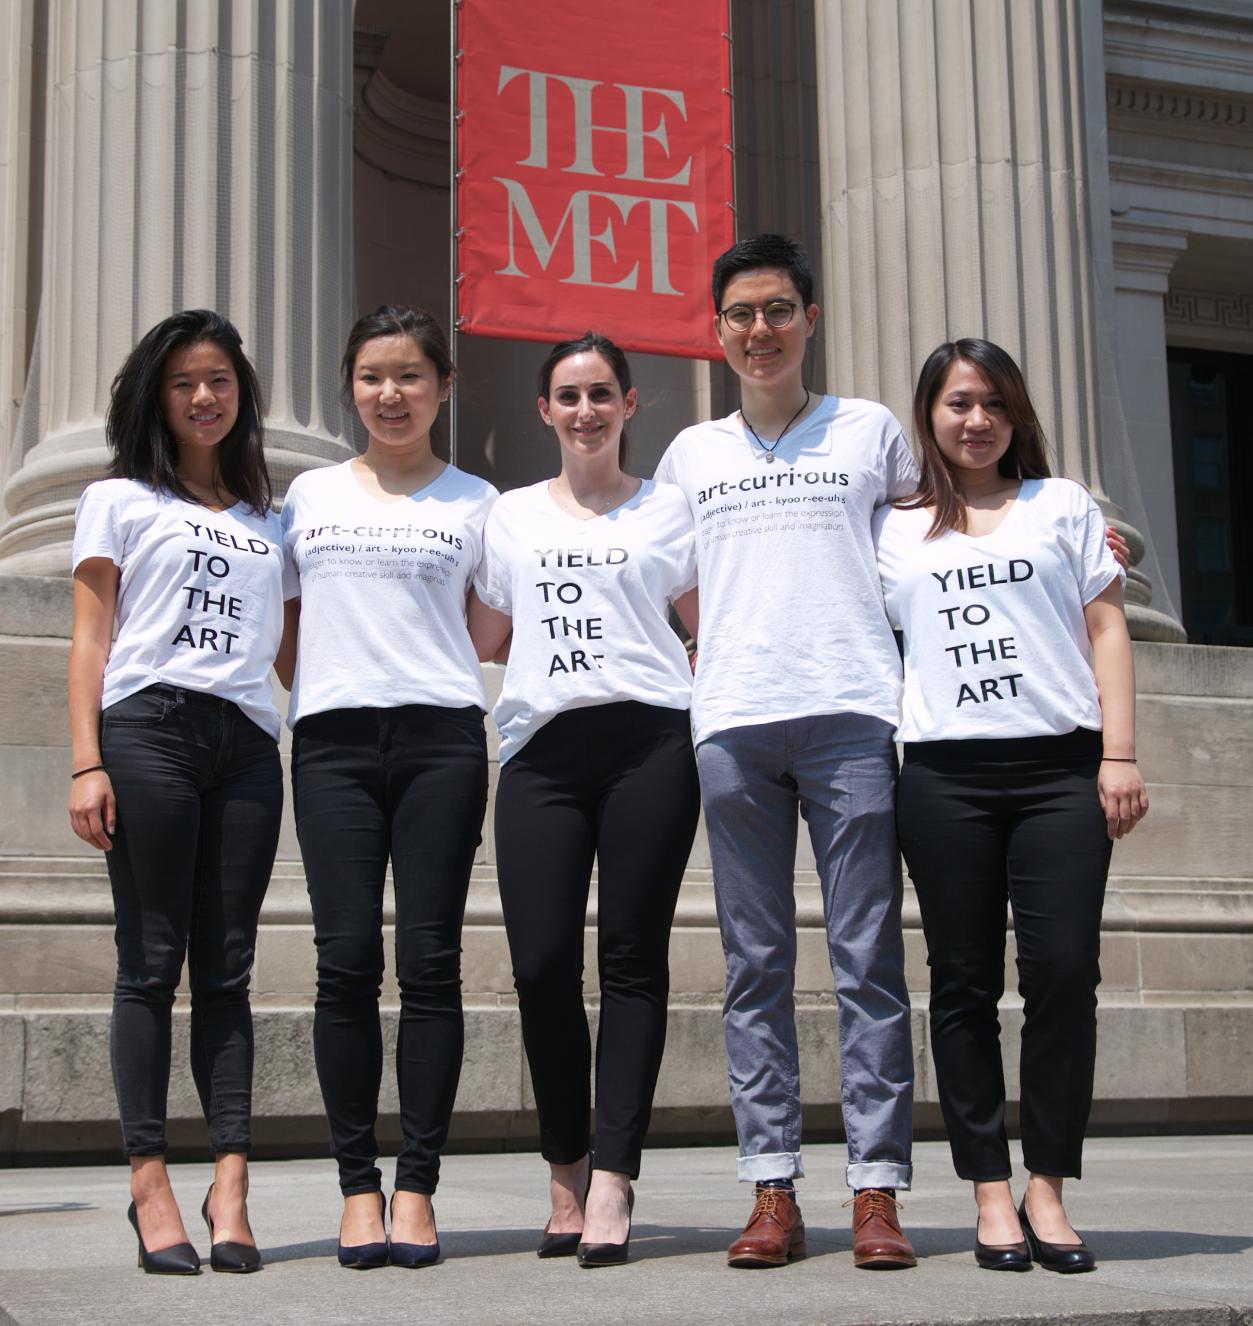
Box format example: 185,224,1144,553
201,1183,262,1273
388,1192,441,1268
127,1201,201,1275
538,1161,591,1258
1018,1200,1096,1274
576,1186,634,1268
537,1223,582,1258
338,1191,389,1270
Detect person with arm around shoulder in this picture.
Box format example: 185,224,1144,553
278,305,496,1269
654,234,919,1271
467,332,701,1267
873,337,1149,1275
68,309,291,1274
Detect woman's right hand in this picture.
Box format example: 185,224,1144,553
69,769,115,851
1097,759,1148,841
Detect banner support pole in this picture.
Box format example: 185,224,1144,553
449,0,459,468
726,0,737,241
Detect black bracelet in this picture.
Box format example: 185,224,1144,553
71,764,106,779
1101,756,1137,763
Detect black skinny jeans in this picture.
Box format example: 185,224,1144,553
292,703,487,1196
495,701,701,1179
102,684,283,1157
895,729,1112,1181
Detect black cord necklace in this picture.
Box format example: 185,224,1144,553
740,389,811,463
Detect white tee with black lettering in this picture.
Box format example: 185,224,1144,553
654,396,918,746
72,478,293,739
282,460,498,725
474,479,696,764
873,477,1123,743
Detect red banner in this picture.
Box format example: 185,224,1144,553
455,0,734,360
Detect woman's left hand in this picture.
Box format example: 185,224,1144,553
1098,759,1149,839
1105,525,1130,570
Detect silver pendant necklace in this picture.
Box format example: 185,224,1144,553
740,389,810,463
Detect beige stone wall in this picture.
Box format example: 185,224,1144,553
1,570,1250,1157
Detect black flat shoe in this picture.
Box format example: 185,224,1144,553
388,1193,440,1268
201,1184,262,1273
974,1236,1032,1271
537,1222,581,1258
577,1186,633,1268
128,1201,201,1275
1019,1201,1096,1273
338,1191,389,1270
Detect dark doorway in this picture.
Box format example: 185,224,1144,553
1166,347,1253,646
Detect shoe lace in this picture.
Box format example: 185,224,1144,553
751,1187,786,1219
843,1190,903,1225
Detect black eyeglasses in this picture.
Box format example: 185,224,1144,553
717,300,798,333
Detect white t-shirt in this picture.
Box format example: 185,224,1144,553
873,477,1123,743
282,460,498,724
474,479,696,764
72,478,292,739
655,395,918,746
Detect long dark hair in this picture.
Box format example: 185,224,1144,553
536,331,634,470
900,338,1052,538
106,309,271,512
341,305,454,449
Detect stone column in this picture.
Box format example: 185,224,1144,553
0,1,42,505
0,0,356,576
812,0,1184,641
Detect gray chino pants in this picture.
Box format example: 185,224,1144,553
696,711,914,1190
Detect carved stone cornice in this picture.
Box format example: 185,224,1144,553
1105,1,1253,93
1165,287,1253,334
1106,76,1253,148
354,70,448,188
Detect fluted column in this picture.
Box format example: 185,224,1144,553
813,0,1184,641
0,0,356,575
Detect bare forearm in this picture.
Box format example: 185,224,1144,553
673,587,699,642
1091,622,1136,756
273,598,300,691
67,640,109,768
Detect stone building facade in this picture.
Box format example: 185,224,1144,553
0,0,1249,1159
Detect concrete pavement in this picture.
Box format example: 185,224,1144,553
2,1137,1252,1325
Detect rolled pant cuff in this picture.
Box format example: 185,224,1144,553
846,1161,912,1191
738,1151,804,1183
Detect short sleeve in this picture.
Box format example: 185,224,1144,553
665,509,698,600
1070,485,1124,605
278,489,301,597
870,503,902,629
653,443,677,486
72,482,124,571
281,544,300,600
473,506,513,614
461,481,500,585
883,422,920,504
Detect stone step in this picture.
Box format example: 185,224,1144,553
3,995,1251,1161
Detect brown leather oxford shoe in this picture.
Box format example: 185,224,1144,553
726,1185,807,1268
851,1188,917,1269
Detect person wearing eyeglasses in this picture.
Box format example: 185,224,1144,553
657,235,1129,1274
654,233,920,1271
